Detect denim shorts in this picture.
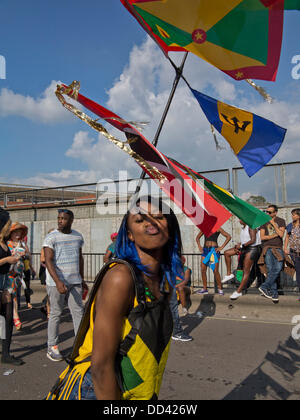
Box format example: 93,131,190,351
68,368,97,400
0,274,11,291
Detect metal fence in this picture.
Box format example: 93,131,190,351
232,160,300,206
1,160,299,210
31,252,298,294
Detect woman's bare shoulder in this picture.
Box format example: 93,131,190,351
96,262,135,306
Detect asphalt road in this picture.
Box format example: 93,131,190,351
1,282,300,401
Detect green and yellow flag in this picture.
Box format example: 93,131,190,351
121,0,284,81
284,0,300,9
168,158,271,229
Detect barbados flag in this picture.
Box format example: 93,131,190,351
203,248,219,272
190,88,287,177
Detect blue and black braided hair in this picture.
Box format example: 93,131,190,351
115,196,183,287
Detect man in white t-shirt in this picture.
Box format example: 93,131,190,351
43,209,88,362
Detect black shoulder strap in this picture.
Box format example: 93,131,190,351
68,258,143,364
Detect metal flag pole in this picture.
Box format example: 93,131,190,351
133,52,189,197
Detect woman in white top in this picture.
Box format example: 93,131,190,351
223,220,261,300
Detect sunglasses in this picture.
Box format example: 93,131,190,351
265,210,273,215
58,209,74,217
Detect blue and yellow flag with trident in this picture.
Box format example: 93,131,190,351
190,88,287,177
203,248,219,272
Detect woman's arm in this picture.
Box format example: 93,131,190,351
284,231,290,254
217,228,231,252
196,231,204,253
0,255,19,266
91,264,135,400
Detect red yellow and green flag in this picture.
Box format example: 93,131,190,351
284,0,300,9
121,0,284,81
55,81,232,236
168,157,271,229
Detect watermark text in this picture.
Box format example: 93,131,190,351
0,55,6,79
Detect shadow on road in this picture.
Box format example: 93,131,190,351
11,303,74,360
181,295,216,335
223,336,300,400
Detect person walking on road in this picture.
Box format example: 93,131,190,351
0,208,24,366
47,196,182,400
284,208,300,301
259,205,286,304
43,209,88,362
7,223,28,330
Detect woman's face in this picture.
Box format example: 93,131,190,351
292,212,300,223
127,201,169,251
10,229,24,242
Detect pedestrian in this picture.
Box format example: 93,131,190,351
103,232,118,263
258,204,286,303
7,222,28,330
175,256,192,315
22,235,35,309
43,209,88,362
223,220,261,300
196,227,231,295
284,208,300,301
47,196,183,400
0,208,24,366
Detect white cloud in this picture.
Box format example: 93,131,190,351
0,80,72,123
4,37,300,191
65,130,138,179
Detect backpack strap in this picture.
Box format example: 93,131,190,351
68,258,142,365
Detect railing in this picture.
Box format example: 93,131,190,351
31,252,298,294
3,160,299,210
232,160,300,206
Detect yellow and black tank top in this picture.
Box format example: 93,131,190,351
47,259,173,400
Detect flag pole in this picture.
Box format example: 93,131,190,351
133,52,189,196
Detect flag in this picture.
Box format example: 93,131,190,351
168,157,271,229
121,0,284,81
284,0,300,9
203,248,219,271
56,82,232,236
266,0,300,9
190,88,287,177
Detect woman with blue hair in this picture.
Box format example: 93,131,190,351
47,196,183,400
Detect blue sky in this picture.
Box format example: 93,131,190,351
0,1,300,200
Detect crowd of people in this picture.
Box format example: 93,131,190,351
0,201,300,399
195,204,300,305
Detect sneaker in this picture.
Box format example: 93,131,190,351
172,332,193,342
221,274,235,284
1,355,24,366
196,289,209,295
217,289,224,296
230,291,242,300
47,345,63,362
272,294,279,304
182,307,189,316
258,287,272,300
